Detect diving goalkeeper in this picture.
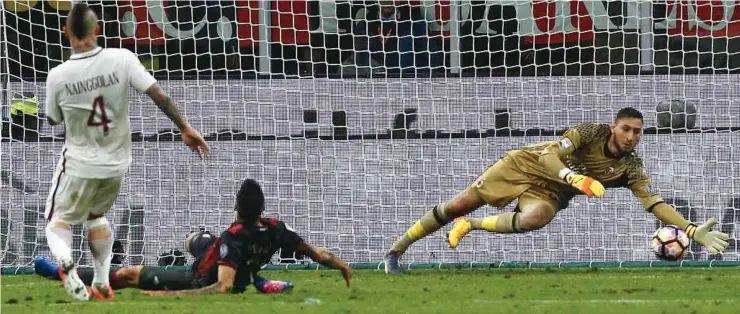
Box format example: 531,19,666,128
384,107,729,273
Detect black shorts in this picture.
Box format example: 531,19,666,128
138,266,196,291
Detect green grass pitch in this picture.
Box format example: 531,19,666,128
2,268,739,314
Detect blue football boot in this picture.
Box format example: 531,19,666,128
383,251,403,274
34,256,61,280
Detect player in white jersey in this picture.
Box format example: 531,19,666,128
43,3,209,301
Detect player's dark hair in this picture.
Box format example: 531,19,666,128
615,107,643,122
67,3,93,39
235,179,265,222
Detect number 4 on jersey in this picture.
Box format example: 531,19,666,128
87,96,111,135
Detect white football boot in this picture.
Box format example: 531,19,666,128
58,258,89,301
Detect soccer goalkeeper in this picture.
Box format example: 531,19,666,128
384,107,729,273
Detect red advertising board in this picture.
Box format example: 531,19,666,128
116,0,309,47
5,0,740,47
663,0,740,37
423,0,740,44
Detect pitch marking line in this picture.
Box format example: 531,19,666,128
475,299,739,304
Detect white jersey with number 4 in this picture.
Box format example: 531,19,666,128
45,47,156,179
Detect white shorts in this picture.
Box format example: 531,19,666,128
44,169,123,225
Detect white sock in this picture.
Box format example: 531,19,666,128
45,222,73,267
87,220,114,286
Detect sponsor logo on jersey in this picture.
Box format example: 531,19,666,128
220,243,229,258
473,177,486,189
559,138,573,150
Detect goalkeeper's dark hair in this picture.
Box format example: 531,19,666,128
235,179,265,222
615,107,643,122
67,2,96,39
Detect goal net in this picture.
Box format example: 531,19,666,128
2,1,740,271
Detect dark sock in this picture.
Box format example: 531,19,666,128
76,267,95,286
77,267,127,290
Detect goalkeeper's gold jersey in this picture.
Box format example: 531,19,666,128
505,123,664,211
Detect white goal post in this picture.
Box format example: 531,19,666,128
1,1,739,272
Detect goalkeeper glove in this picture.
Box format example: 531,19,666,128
684,218,729,254
559,169,605,197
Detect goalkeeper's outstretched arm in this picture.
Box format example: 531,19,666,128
650,202,690,229
649,202,729,254
629,169,730,254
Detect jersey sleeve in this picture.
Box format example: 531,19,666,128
44,70,63,123
626,159,665,211
216,233,244,270
123,49,157,93
276,222,303,250
553,123,611,157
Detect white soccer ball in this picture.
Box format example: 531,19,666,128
651,225,690,261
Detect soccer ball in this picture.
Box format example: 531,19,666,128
651,225,690,261
656,99,697,129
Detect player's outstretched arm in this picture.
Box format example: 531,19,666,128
650,203,729,254
124,48,208,155
145,84,187,130
629,164,729,254
145,84,210,156
296,241,352,287
142,265,236,296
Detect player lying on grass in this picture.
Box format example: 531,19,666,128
384,107,729,273
34,231,295,294
43,3,209,301
36,179,352,294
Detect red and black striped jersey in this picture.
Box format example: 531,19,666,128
191,218,303,293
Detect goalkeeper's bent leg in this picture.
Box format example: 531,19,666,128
470,198,557,233
389,189,486,254
468,212,521,233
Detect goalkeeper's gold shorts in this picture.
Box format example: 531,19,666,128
467,156,573,211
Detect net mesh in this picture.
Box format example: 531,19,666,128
1,1,739,269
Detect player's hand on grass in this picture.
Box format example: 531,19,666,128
563,171,605,197
685,218,730,254
181,124,210,157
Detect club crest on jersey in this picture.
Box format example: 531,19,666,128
605,167,615,175
220,243,229,258
559,138,573,150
